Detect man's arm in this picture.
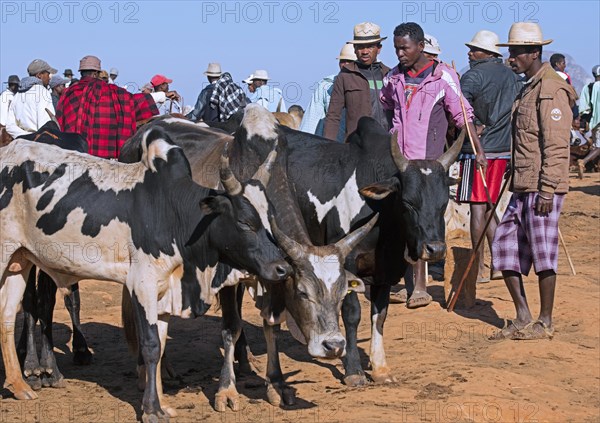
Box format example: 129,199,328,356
186,87,209,120
36,86,54,129
299,80,327,134
5,102,27,138
323,75,345,140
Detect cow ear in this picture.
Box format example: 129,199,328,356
345,270,365,293
447,176,461,186
359,178,399,200
200,196,232,215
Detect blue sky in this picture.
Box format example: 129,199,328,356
1,0,599,109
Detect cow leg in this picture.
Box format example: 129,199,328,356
215,285,241,412
341,291,367,386
233,284,254,376
18,267,42,391
37,271,65,388
369,284,396,383
155,315,176,418
64,283,93,365
263,321,296,406
128,284,168,423
1,267,38,400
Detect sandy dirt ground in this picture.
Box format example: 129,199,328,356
1,173,598,423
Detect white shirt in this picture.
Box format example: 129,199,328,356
0,89,14,126
6,84,54,138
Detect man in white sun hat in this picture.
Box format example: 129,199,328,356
187,62,223,122
246,70,285,113
423,33,441,60
324,22,390,140
491,22,578,341
457,30,521,284
300,43,356,140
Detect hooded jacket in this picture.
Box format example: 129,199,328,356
380,61,474,160
460,57,522,154
5,77,54,138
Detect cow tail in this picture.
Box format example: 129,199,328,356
121,287,138,355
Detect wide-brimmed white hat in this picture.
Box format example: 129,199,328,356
337,44,357,61
348,22,387,45
466,30,501,55
423,34,441,55
242,74,254,84
496,22,552,46
246,69,269,81
204,62,222,77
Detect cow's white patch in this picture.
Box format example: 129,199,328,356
551,108,562,121
141,132,178,173
162,117,206,127
420,168,432,176
307,170,365,233
242,104,278,141
307,253,341,292
370,313,388,371
243,184,271,234
196,265,218,306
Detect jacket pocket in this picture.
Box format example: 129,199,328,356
514,106,534,130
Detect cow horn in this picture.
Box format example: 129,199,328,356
45,108,59,126
270,218,306,262
220,142,243,195
438,129,466,171
390,131,409,173
335,214,379,258
252,140,278,187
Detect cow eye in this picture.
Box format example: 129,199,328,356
297,290,309,300
238,222,254,232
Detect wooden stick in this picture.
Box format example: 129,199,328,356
447,175,511,312
558,228,576,275
451,61,499,224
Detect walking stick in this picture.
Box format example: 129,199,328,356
451,61,499,224
447,175,511,313
558,228,576,275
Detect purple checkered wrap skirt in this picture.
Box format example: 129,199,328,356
492,192,565,275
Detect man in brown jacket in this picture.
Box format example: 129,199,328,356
324,22,390,141
491,23,577,340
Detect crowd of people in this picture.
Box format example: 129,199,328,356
0,20,598,341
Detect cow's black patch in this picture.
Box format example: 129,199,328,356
42,164,67,190
0,161,50,210
36,189,55,211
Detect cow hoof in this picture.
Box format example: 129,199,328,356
25,375,42,391
161,405,177,418
7,381,39,400
266,383,295,407
73,349,93,365
371,369,398,384
42,373,65,388
141,410,169,423
215,388,240,412
344,373,369,387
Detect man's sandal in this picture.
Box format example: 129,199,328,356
512,320,554,340
489,320,528,340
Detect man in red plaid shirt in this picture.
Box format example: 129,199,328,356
57,56,158,159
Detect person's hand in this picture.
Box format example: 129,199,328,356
166,91,180,101
535,191,554,215
475,152,487,173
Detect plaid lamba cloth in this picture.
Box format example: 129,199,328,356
492,192,565,275
210,72,248,122
57,76,158,159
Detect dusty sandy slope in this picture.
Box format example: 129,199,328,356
1,173,598,423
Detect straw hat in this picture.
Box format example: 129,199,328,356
204,63,222,77
348,22,387,44
496,22,552,46
423,34,441,55
337,44,357,61
465,30,501,55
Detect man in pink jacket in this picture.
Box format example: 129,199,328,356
380,22,486,308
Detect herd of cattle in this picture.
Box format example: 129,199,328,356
0,104,464,422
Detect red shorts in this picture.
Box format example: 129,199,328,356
456,156,508,203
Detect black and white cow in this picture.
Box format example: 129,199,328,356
15,121,93,391
119,106,377,410
0,127,291,422
281,117,464,384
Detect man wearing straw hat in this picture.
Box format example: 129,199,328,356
491,23,577,340
324,22,390,141
457,30,521,284
300,44,356,140
187,63,222,122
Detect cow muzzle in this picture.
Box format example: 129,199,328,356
309,333,346,359
420,242,446,261
321,338,346,358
